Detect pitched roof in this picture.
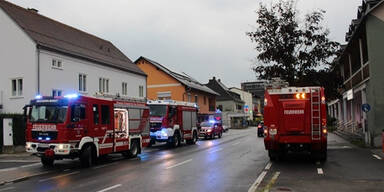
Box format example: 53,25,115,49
205,77,244,103
0,0,145,76
136,56,219,96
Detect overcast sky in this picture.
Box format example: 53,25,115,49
9,0,361,87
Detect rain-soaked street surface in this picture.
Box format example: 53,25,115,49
1,129,383,192
0,127,269,192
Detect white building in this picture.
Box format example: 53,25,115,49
229,87,254,120
0,1,147,114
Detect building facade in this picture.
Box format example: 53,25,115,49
328,0,384,147
241,80,268,115
0,1,147,114
229,87,254,120
206,77,247,129
135,57,218,116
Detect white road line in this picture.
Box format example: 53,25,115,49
317,168,324,175
0,160,39,163
92,162,118,169
248,171,267,192
232,142,241,146
96,184,122,192
373,154,382,160
264,162,272,170
209,148,223,154
20,163,41,168
165,159,192,169
38,171,80,182
0,167,17,172
0,187,15,192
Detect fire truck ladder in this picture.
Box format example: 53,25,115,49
310,87,321,140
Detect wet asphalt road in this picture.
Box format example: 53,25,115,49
0,127,269,192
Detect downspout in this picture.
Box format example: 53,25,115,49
37,46,40,94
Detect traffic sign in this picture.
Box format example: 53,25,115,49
362,103,371,112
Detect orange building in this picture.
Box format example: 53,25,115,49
135,57,218,117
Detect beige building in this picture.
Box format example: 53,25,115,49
229,87,254,120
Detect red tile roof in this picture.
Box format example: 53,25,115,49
0,0,145,76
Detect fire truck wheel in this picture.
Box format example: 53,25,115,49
41,156,54,167
128,141,139,158
186,131,197,145
80,145,93,168
268,150,278,161
319,150,327,162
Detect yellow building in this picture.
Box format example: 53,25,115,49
135,57,218,116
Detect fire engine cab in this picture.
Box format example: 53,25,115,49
147,100,198,147
24,94,150,167
263,87,327,161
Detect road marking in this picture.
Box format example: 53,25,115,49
92,162,118,169
20,163,41,168
38,171,80,182
0,160,39,163
317,168,324,175
0,187,15,191
248,171,267,192
264,162,272,170
232,142,241,146
96,184,122,192
0,167,17,172
209,148,223,154
373,154,382,160
263,172,280,192
165,159,192,169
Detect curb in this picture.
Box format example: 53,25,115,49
0,170,51,186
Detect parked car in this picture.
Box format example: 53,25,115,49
257,122,265,137
199,121,223,139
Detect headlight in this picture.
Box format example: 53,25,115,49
207,129,212,132
58,144,69,150
161,129,168,137
26,143,31,148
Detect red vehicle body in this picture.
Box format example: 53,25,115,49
199,120,223,139
25,94,150,167
148,100,198,147
263,87,327,161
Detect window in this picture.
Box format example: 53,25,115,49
139,85,144,97
79,74,87,92
195,95,198,103
101,105,110,124
157,91,171,100
71,104,86,122
122,82,128,95
52,89,62,97
187,94,191,102
99,78,109,93
11,78,23,97
52,59,63,69
93,104,99,125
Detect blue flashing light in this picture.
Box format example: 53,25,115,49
38,137,43,140
64,93,79,99
35,95,42,99
209,120,216,124
45,137,51,141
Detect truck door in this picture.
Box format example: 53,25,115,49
93,104,114,155
280,100,307,134
69,103,88,141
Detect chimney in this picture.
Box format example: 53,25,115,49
212,76,216,80
27,8,39,13
218,79,221,82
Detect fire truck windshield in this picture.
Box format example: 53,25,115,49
149,105,167,117
30,105,68,123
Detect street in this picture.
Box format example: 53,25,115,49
0,128,383,192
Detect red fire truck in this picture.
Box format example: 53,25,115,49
263,87,327,161
24,94,150,167
147,100,198,147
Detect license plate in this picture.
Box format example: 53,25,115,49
269,129,277,135
39,143,49,148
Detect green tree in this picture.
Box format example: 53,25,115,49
246,0,341,99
